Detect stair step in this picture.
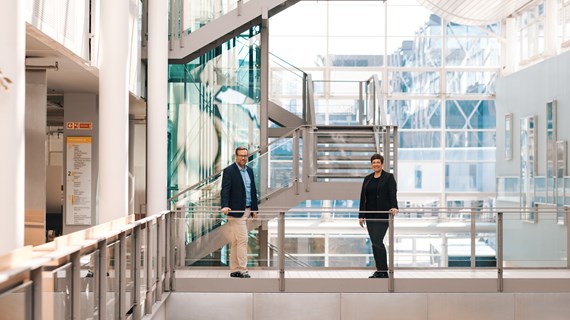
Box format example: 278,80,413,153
317,163,371,169
316,132,375,138
315,172,367,179
316,125,377,131
317,137,375,144
317,155,371,161
317,146,377,153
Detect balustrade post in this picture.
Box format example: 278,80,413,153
497,212,504,292
470,208,476,268
293,129,300,195
278,211,285,292
389,213,394,292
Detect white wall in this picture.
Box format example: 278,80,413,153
495,50,570,266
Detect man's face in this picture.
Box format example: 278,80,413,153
236,150,248,167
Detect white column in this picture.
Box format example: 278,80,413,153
99,0,130,223
503,18,517,75
545,0,558,56
147,0,169,215
0,1,25,255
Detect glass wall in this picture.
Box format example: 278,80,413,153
270,1,500,208
167,29,262,196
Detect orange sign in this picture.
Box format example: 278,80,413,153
66,122,93,130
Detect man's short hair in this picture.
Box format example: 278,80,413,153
370,153,384,163
235,146,248,155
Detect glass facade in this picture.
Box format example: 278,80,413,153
270,1,499,208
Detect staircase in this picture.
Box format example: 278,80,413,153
314,125,379,181
169,0,301,64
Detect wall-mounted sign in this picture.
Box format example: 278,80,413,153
66,121,93,130
66,136,92,225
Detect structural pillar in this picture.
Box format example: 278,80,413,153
0,1,25,255
99,0,130,223
258,9,270,266
147,0,169,215
25,70,47,245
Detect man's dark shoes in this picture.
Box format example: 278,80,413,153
369,271,389,278
230,271,251,278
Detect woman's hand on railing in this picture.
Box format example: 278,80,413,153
251,211,258,220
390,208,399,215
359,218,365,228
221,207,231,215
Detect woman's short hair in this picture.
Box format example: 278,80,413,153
370,153,384,163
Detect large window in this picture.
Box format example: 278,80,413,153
271,1,499,207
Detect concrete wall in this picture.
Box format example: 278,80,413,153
165,292,570,320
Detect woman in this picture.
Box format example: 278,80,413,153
359,153,398,278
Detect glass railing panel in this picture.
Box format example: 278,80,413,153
106,242,120,319
43,263,72,319
250,137,296,199
80,250,99,319
269,53,305,118
139,227,148,308
502,208,567,268
268,209,371,268
565,177,570,205
535,176,547,204
125,234,135,314
312,80,362,126
0,281,32,320
394,210,497,268
496,176,520,203
180,0,252,35
171,206,566,273
174,213,278,268
149,223,157,300
474,208,498,267
171,135,297,245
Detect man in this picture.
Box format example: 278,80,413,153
221,146,259,278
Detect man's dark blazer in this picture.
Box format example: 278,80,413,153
220,162,259,217
358,170,398,219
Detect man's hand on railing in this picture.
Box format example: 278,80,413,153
221,207,231,215
359,218,365,228
390,208,399,215
251,211,258,220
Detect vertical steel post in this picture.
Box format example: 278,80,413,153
293,129,300,195
132,224,142,319
389,213,395,292
119,232,127,318
470,208,476,268
278,211,285,292
497,212,504,292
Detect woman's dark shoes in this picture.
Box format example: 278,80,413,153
369,271,389,278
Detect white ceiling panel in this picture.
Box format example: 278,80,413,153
416,0,535,25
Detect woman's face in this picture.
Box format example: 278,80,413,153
371,159,383,173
